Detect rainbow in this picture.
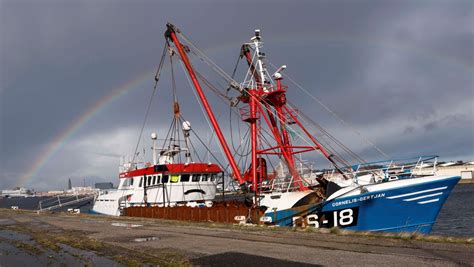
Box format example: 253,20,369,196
17,32,472,188
18,70,155,187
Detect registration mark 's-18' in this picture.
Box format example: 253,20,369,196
292,207,359,228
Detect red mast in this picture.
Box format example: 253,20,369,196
239,30,310,191
165,24,245,185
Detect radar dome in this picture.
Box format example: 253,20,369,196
151,132,158,140
182,121,191,131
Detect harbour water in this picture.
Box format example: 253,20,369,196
1,184,473,237
431,184,474,237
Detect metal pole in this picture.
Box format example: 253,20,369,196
249,90,259,202
221,172,225,202
283,106,330,158
162,181,166,206
283,105,346,177
143,174,148,206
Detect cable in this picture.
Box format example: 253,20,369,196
268,61,389,159
132,42,167,163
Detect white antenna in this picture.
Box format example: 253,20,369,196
182,121,192,163
151,132,158,165
252,29,266,89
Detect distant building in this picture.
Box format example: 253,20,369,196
437,161,474,180
94,182,114,190
68,178,72,190
65,186,98,195
45,190,65,196
414,161,474,181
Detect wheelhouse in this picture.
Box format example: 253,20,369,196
118,163,222,189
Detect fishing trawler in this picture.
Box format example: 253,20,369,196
117,23,460,233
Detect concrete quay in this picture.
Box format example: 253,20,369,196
0,209,472,266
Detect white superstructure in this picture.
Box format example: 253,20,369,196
92,123,222,216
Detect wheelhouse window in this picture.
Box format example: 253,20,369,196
201,174,208,182
122,178,129,187
210,174,217,182
147,176,152,186
180,174,190,182
192,174,200,182
162,175,169,183
139,177,143,187
153,175,156,185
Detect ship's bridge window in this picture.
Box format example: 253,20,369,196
170,175,179,183
192,174,200,182
139,177,143,187
180,174,190,182
210,174,217,182
201,174,208,182
156,175,161,184
147,176,152,186
153,175,156,185
162,175,169,183
122,178,132,187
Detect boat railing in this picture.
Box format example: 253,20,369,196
37,193,97,212
347,155,439,183
259,156,438,192
259,179,302,193
352,155,437,169
410,157,423,178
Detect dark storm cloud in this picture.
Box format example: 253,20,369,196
1,0,472,190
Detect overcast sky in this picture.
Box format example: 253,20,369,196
1,0,473,191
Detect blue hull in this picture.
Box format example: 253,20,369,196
266,176,460,234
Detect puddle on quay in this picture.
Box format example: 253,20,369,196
133,236,160,242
